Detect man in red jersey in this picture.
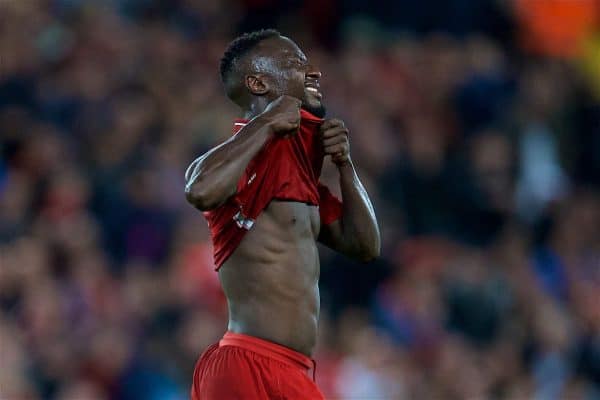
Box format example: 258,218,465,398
185,29,380,399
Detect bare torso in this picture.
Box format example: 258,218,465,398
218,200,321,356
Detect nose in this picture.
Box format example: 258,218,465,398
306,65,321,79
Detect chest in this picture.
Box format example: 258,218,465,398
264,200,321,239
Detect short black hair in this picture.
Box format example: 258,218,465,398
219,29,281,87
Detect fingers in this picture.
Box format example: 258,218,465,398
321,126,348,139
283,122,300,131
320,118,345,131
269,109,301,134
320,118,350,163
282,108,301,127
323,134,347,147
276,118,300,133
288,98,303,109
323,142,349,156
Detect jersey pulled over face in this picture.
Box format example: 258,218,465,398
251,36,325,118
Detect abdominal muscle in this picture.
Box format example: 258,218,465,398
218,200,322,357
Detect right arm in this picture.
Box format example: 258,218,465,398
185,96,301,211
185,117,273,210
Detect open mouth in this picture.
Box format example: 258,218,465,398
305,84,322,99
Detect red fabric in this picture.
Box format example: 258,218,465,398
203,109,343,269
191,331,325,399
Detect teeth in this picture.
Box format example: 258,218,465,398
306,87,319,93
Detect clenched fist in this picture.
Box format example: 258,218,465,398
320,118,351,166
261,95,302,135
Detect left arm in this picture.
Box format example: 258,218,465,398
318,119,381,262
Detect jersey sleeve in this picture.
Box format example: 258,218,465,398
317,182,343,225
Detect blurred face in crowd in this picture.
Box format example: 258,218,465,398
246,36,325,117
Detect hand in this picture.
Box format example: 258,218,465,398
320,118,351,166
261,95,302,135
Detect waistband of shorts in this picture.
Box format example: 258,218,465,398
219,331,313,371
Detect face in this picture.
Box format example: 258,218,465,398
249,36,326,117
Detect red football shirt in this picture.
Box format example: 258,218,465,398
203,109,343,269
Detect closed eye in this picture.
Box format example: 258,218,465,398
289,58,307,68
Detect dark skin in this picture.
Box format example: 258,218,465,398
185,35,380,356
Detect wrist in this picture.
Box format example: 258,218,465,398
335,157,354,170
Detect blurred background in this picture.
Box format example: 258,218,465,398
1,0,599,399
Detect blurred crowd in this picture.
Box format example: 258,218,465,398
1,0,599,399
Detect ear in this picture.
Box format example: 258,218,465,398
245,75,269,96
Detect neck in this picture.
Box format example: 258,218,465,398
244,97,271,120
